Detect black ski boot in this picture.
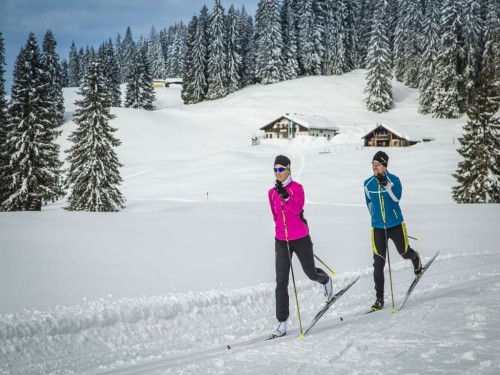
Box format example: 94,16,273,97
371,298,384,311
412,251,422,276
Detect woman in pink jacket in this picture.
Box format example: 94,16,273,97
268,155,333,337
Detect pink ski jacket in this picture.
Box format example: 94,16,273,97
268,180,309,241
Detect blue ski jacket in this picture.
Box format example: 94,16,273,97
364,171,404,229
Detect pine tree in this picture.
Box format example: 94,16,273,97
139,46,156,111
429,0,463,118
418,0,441,114
462,0,484,109
168,23,188,78
41,30,65,128
182,16,202,104
206,0,228,99
226,5,242,93
0,33,10,205
124,47,156,110
147,26,166,79
240,7,256,87
364,0,393,113
66,58,125,212
281,0,299,80
342,0,361,71
2,33,64,211
484,0,500,92
296,0,320,75
98,40,121,107
255,0,284,84
358,0,377,68
321,0,346,75
117,27,136,84
452,40,500,203
310,0,325,75
60,59,70,87
68,41,81,87
393,0,423,88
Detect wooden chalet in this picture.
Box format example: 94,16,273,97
260,114,339,140
362,123,434,147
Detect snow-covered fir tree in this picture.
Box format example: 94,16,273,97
182,16,203,104
310,0,325,75
418,0,441,114
452,39,500,203
484,0,500,91
124,47,156,110
98,40,121,107
147,26,166,80
462,0,485,109
68,42,81,87
182,6,210,104
393,0,423,88
60,59,70,87
0,33,10,206
321,0,347,75
429,0,463,118
295,0,321,75
206,0,228,99
281,0,299,80
358,0,377,67
65,58,125,212
342,0,361,71
255,0,285,84
364,0,393,113
41,30,65,128
226,5,242,94
163,23,187,78
2,33,64,211
239,7,256,87
117,27,136,84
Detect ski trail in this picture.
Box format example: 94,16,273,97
2,251,500,374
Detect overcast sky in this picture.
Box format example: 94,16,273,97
0,0,258,93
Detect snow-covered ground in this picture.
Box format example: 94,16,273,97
1,71,499,374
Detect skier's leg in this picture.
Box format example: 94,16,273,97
372,227,387,300
275,239,291,322
390,223,418,260
294,235,329,284
390,223,421,274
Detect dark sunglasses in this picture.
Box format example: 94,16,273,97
274,167,287,173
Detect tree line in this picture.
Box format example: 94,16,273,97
0,0,499,209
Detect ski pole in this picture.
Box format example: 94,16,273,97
314,254,336,276
280,198,304,338
384,223,396,313
408,235,419,241
380,190,396,313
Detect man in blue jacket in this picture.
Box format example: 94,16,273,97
364,151,422,311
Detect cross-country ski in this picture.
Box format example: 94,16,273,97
395,251,440,311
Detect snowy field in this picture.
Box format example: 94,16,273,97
1,71,499,374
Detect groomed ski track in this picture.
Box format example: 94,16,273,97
2,251,499,374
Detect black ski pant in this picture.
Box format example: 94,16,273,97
275,235,329,322
372,223,419,300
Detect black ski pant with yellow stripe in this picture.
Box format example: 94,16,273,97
275,235,329,322
372,223,419,300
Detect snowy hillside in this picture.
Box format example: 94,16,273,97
1,71,499,374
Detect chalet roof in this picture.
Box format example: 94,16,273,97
260,114,339,131
361,123,435,142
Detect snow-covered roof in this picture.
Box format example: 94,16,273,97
165,77,182,83
260,113,339,131
361,123,435,142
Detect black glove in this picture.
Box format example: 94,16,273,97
275,180,290,199
376,173,387,186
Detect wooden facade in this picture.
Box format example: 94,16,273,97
362,124,426,147
260,114,339,140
